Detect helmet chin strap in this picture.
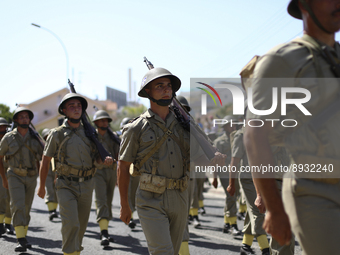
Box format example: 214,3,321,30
300,0,332,34
147,93,175,106
68,118,81,124
99,127,108,131
18,124,29,129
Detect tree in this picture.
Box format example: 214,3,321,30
0,104,13,123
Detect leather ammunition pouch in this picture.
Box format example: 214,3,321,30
55,162,96,178
12,167,37,177
139,173,188,194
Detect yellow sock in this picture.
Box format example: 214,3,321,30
98,219,109,231
227,216,237,225
243,234,254,246
47,202,58,211
239,204,247,213
224,215,228,224
24,226,28,236
198,200,204,208
4,217,11,225
0,214,4,224
63,252,78,255
15,226,25,239
131,212,134,219
257,234,269,250
190,208,198,216
179,241,190,255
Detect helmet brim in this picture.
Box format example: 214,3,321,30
288,0,302,19
138,75,181,98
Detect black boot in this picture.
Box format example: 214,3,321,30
15,238,27,252
49,209,59,221
230,224,242,236
0,223,5,236
240,244,255,255
128,219,136,229
222,223,230,233
100,230,110,246
261,248,270,255
5,223,14,235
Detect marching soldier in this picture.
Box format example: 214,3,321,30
244,1,340,254
0,107,43,252
0,117,13,236
92,110,120,246
37,93,113,255
118,67,225,254
41,128,59,221
120,117,139,229
213,115,241,235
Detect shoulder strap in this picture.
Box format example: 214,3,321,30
134,120,177,171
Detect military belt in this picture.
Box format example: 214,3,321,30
58,175,93,183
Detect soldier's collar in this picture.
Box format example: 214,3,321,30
143,108,175,125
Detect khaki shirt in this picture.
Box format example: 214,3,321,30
0,128,43,169
119,109,202,179
96,131,119,169
44,121,96,170
247,34,340,169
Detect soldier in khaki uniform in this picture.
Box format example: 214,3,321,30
41,128,59,221
244,1,340,254
0,107,43,252
92,110,120,246
118,67,225,255
213,116,241,235
37,93,113,255
227,127,269,255
0,117,12,236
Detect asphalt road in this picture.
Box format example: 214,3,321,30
0,181,302,255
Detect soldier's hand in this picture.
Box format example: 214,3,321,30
263,210,291,246
2,177,8,189
37,185,46,199
227,184,235,196
103,156,114,166
212,178,218,189
120,205,132,225
211,151,226,166
255,194,266,213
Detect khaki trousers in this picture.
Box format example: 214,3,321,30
56,177,94,253
283,177,340,255
137,188,188,255
183,178,196,242
219,173,237,218
7,170,37,227
239,176,266,236
94,168,116,222
45,167,58,204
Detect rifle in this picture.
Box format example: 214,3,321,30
68,79,112,162
143,57,217,160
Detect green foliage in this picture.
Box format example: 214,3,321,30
111,104,147,131
214,103,233,119
0,104,13,123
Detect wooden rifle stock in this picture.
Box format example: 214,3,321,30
68,79,111,162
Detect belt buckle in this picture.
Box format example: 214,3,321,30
79,177,84,182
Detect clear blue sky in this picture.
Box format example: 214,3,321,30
1,0,337,111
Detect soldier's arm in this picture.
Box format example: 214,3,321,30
117,160,132,224
37,155,52,199
244,121,291,246
227,157,241,196
0,156,8,189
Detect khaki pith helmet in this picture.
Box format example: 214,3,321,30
177,95,191,111
42,128,50,139
138,67,181,98
0,117,10,126
120,117,132,129
13,107,34,120
93,110,112,123
58,93,88,116
288,0,301,19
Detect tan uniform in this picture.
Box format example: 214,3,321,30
94,131,119,223
0,128,42,228
213,133,237,218
232,128,266,237
45,165,57,205
44,122,97,254
0,159,11,222
119,109,202,255
247,34,340,255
